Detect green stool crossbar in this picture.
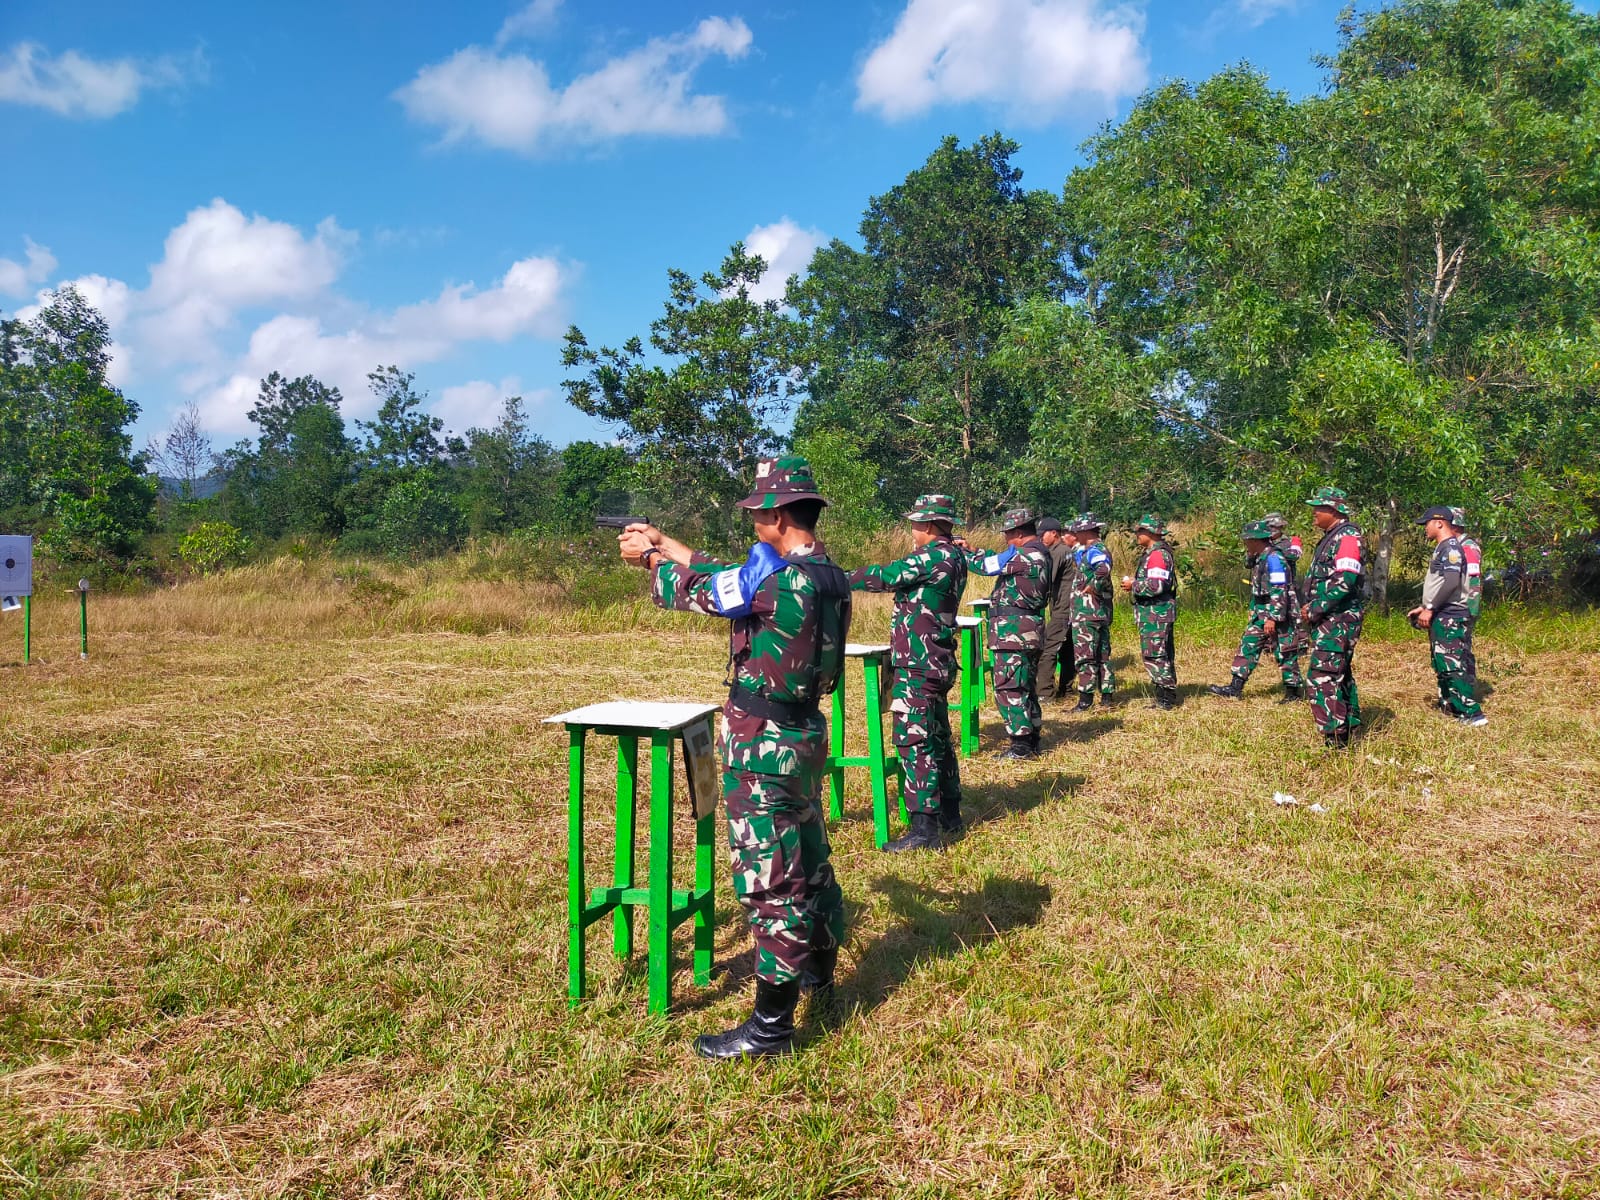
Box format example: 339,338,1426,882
546,701,720,1015
826,643,906,850
956,615,985,757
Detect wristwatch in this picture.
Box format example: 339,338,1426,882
640,547,662,567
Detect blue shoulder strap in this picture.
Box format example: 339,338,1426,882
710,542,786,618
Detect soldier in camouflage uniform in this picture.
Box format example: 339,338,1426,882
1264,512,1308,664
1300,486,1366,749
1069,514,1116,710
1409,505,1487,726
1452,506,1484,696
961,508,1053,759
1037,517,1079,702
1208,519,1304,702
1123,513,1180,709
849,494,969,852
618,456,850,1058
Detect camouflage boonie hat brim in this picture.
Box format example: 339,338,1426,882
1000,507,1037,532
1241,519,1273,540
1135,512,1166,536
1305,486,1351,515
1263,512,1287,529
737,456,829,509
1071,512,1106,534
903,493,960,524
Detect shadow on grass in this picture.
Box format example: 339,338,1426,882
833,873,1053,1020
1046,716,1122,746
1356,703,1396,736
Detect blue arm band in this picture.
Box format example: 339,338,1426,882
710,542,785,618
977,546,1017,575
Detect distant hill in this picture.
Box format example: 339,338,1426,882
157,475,225,500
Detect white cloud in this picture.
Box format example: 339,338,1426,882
139,199,352,363
194,255,571,435
0,238,57,296
857,0,1146,122
1231,0,1297,29
495,0,564,46
0,41,198,118
395,16,753,152
742,219,826,304
435,377,552,433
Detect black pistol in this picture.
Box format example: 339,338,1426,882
596,515,649,530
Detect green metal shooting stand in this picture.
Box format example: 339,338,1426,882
547,701,720,1015
825,643,905,850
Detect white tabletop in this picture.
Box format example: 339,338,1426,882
844,642,892,656
544,701,721,731
956,615,983,628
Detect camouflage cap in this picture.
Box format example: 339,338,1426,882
1263,511,1288,531
1071,512,1106,534
903,493,960,524
1304,485,1351,515
736,456,829,510
1000,506,1037,533
1241,519,1273,541
1447,506,1468,529
1135,512,1167,536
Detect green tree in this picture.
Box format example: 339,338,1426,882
561,244,801,532
0,286,157,565
220,373,352,539
453,396,559,534
791,134,1068,521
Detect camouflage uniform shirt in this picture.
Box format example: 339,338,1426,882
847,536,967,684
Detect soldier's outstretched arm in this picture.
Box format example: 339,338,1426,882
963,545,1017,576
652,542,784,618
849,547,934,592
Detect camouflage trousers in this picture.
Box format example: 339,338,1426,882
993,647,1042,737
1307,610,1363,736
1134,600,1177,688
1429,613,1481,718
1232,608,1304,686
1038,606,1076,698
724,767,846,984
889,673,960,816
1072,618,1115,695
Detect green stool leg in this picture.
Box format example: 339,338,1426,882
566,727,586,1007
693,805,715,988
959,625,978,757
827,684,846,820
862,656,892,849
882,661,908,824
613,736,638,958
647,731,674,1015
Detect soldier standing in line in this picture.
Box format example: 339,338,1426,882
960,508,1053,759
1264,512,1308,666
1300,486,1367,749
848,494,969,852
1452,506,1485,699
1123,513,1180,709
1408,505,1488,726
1037,517,1079,702
1069,514,1116,710
618,456,849,1059
1208,519,1304,702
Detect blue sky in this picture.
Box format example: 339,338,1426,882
1,0,1350,452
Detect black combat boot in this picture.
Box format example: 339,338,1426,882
1152,685,1180,710
1323,728,1352,751
998,735,1037,761
694,979,800,1059
1027,728,1042,755
937,792,964,837
1073,690,1095,712
1208,675,1246,699
883,812,943,853
1278,684,1303,704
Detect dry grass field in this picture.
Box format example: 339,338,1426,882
2,557,1597,1198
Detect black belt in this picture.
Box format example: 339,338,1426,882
1133,594,1174,605
727,687,819,724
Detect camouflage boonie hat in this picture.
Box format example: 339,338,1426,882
1241,519,1273,540
1263,511,1287,531
737,456,829,510
1071,512,1106,534
1000,506,1037,533
1448,506,1468,529
1135,512,1166,536
903,493,960,524
1305,485,1351,515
